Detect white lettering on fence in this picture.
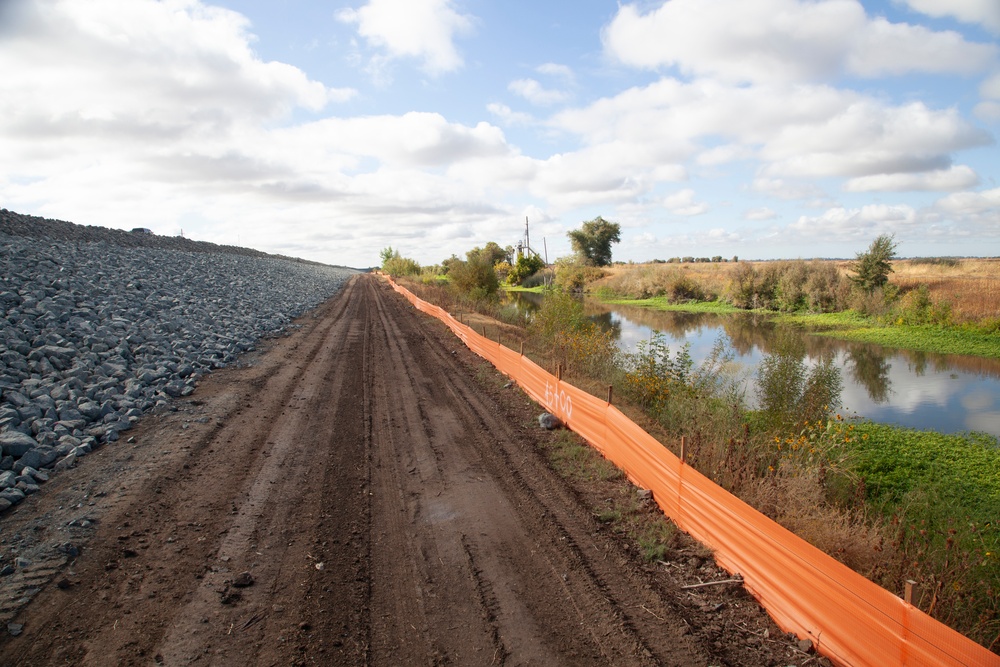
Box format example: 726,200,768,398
544,381,573,421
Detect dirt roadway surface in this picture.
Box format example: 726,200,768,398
0,274,813,666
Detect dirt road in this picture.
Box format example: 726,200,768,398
0,274,807,666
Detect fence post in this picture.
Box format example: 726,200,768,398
680,436,687,464
520,341,524,356
557,363,563,381
607,385,613,405
904,580,917,605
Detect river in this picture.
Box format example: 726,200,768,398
507,292,1000,438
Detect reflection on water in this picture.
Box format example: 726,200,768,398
503,291,1000,438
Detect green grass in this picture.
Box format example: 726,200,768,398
504,285,547,294
847,422,1000,513
599,295,741,314
773,312,1000,359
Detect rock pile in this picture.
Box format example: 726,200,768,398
0,210,357,511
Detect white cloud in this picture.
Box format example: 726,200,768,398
762,100,991,178
751,178,827,201
974,101,1000,122
982,71,1000,99
931,186,1000,220
508,79,571,106
536,63,574,80
553,77,990,187
847,17,996,77
898,0,1000,34
336,0,474,75
602,0,995,84
486,103,534,127
790,204,918,241
744,207,778,221
0,0,347,141
662,188,709,216
843,165,980,192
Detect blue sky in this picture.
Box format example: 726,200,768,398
1,0,998,266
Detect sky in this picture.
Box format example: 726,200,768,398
1,0,998,267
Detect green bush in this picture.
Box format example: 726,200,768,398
756,336,842,430
448,255,499,301
508,254,545,285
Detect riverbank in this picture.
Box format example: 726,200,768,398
588,294,1000,360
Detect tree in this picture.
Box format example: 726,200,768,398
850,234,898,294
466,241,509,267
567,216,621,267
449,254,499,300
379,246,395,269
379,246,421,276
507,253,544,285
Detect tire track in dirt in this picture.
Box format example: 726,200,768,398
1,273,787,666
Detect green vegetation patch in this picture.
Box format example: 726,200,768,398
847,421,1000,533
601,295,740,314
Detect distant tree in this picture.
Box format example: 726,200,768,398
567,216,621,267
507,253,545,285
850,234,898,294
379,246,395,269
449,254,499,300
467,241,509,267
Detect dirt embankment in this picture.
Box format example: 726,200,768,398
0,274,812,666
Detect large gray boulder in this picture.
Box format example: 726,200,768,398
0,431,37,457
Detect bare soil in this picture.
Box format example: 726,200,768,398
0,274,816,666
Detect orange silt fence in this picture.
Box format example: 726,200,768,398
386,278,999,667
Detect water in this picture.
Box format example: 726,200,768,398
505,292,1000,438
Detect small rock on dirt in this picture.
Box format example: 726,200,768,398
232,571,254,588
538,413,562,430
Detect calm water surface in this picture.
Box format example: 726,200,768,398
506,292,1000,438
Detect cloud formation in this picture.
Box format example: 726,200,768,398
603,0,996,83
337,0,474,75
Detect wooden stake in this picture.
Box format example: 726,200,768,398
519,341,524,356
681,578,742,590
557,363,563,381
680,436,687,464
905,580,917,605
607,385,613,405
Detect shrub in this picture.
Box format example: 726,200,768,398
449,255,499,301
507,254,545,285
756,336,842,430
850,234,898,294
554,258,605,291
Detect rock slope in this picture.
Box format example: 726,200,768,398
0,209,356,511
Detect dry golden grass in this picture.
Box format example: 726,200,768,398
892,258,1000,323
599,259,1000,324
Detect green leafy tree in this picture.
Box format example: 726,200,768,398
467,241,509,267
379,246,421,276
507,253,545,285
379,246,395,269
567,216,621,267
850,234,898,294
449,251,499,300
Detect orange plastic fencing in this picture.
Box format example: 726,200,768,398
387,278,999,667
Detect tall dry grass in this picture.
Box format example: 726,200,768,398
893,258,1000,324
596,259,1000,325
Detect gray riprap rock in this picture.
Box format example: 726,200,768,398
0,488,25,505
1,209,356,493
0,431,36,457
0,470,16,488
538,413,563,430
54,452,76,472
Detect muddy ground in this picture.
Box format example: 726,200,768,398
0,274,819,666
